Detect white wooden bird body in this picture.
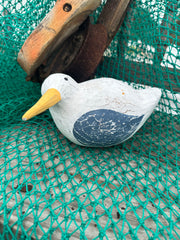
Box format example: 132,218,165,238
23,73,161,147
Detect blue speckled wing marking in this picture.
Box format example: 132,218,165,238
73,109,144,147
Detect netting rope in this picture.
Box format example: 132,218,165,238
0,0,179,239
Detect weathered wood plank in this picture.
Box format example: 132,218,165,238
97,0,133,47
17,0,101,76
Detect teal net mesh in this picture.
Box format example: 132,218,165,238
0,0,180,239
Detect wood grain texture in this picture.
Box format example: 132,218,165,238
17,0,101,76
97,0,133,47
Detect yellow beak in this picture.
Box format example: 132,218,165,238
22,88,61,121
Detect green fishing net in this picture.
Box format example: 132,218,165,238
0,0,180,239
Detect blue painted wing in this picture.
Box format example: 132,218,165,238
73,109,144,147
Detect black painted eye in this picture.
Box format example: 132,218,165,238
64,77,68,81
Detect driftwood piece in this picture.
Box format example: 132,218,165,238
97,0,133,47
1,1,179,238
17,0,133,83
17,0,101,76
